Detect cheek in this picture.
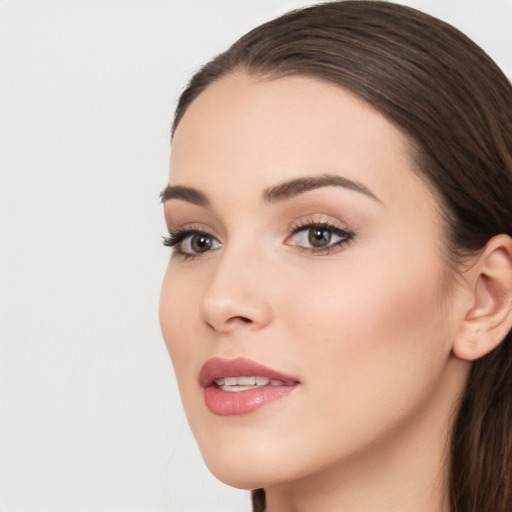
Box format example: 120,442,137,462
285,257,445,345
159,265,211,440
159,265,201,380
245,257,455,478
280,251,452,419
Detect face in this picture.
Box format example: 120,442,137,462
160,74,467,490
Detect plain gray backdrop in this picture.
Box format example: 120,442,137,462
1,1,511,511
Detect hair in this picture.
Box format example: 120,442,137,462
171,2,512,511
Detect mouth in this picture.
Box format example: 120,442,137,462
199,357,300,416
213,375,296,391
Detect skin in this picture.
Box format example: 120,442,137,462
160,73,475,512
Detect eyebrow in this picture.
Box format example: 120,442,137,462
263,174,381,203
160,173,380,206
160,185,209,206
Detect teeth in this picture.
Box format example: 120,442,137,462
255,376,270,386
222,385,256,392
213,375,287,391
237,376,256,385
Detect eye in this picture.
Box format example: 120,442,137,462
286,222,354,253
163,229,221,257
180,232,221,254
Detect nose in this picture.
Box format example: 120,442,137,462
199,249,273,333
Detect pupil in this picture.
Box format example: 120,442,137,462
192,234,211,252
309,228,331,247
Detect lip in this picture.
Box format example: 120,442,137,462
199,357,300,416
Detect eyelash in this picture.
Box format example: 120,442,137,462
162,220,355,259
162,227,221,260
287,220,355,255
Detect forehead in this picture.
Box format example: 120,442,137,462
169,73,426,208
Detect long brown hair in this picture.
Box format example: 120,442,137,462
171,2,512,511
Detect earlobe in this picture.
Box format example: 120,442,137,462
453,234,512,362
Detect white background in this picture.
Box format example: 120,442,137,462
1,1,511,511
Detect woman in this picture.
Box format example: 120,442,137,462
159,2,512,511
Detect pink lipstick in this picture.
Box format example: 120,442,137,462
199,357,299,416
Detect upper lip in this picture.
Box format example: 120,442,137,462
199,357,299,387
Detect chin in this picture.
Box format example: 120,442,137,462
197,435,296,490
198,444,265,488
204,459,286,490
206,466,262,490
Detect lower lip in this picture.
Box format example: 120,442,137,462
204,385,297,416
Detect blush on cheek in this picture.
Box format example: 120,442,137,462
160,288,194,366
287,258,448,375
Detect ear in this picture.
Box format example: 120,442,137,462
453,234,512,362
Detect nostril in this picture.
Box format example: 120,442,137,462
205,316,253,332
227,316,253,325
